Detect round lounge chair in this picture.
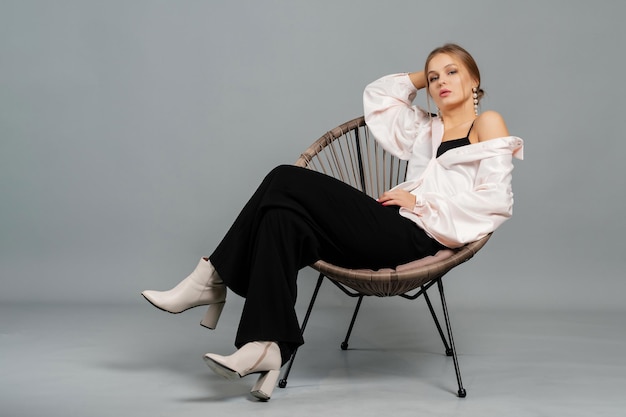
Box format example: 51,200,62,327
278,116,492,397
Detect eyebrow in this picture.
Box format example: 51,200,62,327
427,63,457,74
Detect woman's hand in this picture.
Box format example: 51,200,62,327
377,189,416,210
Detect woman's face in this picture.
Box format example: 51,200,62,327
426,53,476,113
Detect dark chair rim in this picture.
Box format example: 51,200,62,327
295,116,366,168
311,234,491,296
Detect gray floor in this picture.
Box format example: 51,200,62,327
1,295,625,417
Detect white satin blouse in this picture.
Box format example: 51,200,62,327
363,73,524,248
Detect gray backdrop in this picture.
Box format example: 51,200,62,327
1,0,624,311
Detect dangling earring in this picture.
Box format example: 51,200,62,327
472,87,479,116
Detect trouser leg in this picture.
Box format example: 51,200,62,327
234,208,316,356
208,165,442,356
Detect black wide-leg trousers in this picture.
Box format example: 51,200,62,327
209,165,442,359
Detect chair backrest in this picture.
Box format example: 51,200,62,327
295,116,407,199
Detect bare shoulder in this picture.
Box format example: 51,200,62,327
475,110,509,142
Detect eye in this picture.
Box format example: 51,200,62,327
428,75,439,83
448,69,457,75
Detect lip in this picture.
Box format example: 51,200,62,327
439,89,451,97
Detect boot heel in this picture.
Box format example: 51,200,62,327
250,369,280,401
200,302,225,329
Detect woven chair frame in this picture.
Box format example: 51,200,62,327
280,116,493,397
294,115,491,297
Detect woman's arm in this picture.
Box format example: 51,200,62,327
363,73,431,159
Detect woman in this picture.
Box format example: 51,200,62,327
141,43,523,401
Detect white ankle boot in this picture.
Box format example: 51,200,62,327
203,341,282,400
141,257,226,329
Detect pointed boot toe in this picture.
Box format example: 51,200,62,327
203,341,282,400
141,257,226,328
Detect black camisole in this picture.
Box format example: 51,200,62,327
436,121,475,158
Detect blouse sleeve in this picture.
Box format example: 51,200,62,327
363,73,431,160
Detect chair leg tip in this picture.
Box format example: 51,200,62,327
278,379,287,389
458,388,467,398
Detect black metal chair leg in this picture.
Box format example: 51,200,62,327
423,287,453,356
341,295,364,350
279,273,325,388
437,279,466,398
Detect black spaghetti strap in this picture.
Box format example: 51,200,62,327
466,120,476,137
